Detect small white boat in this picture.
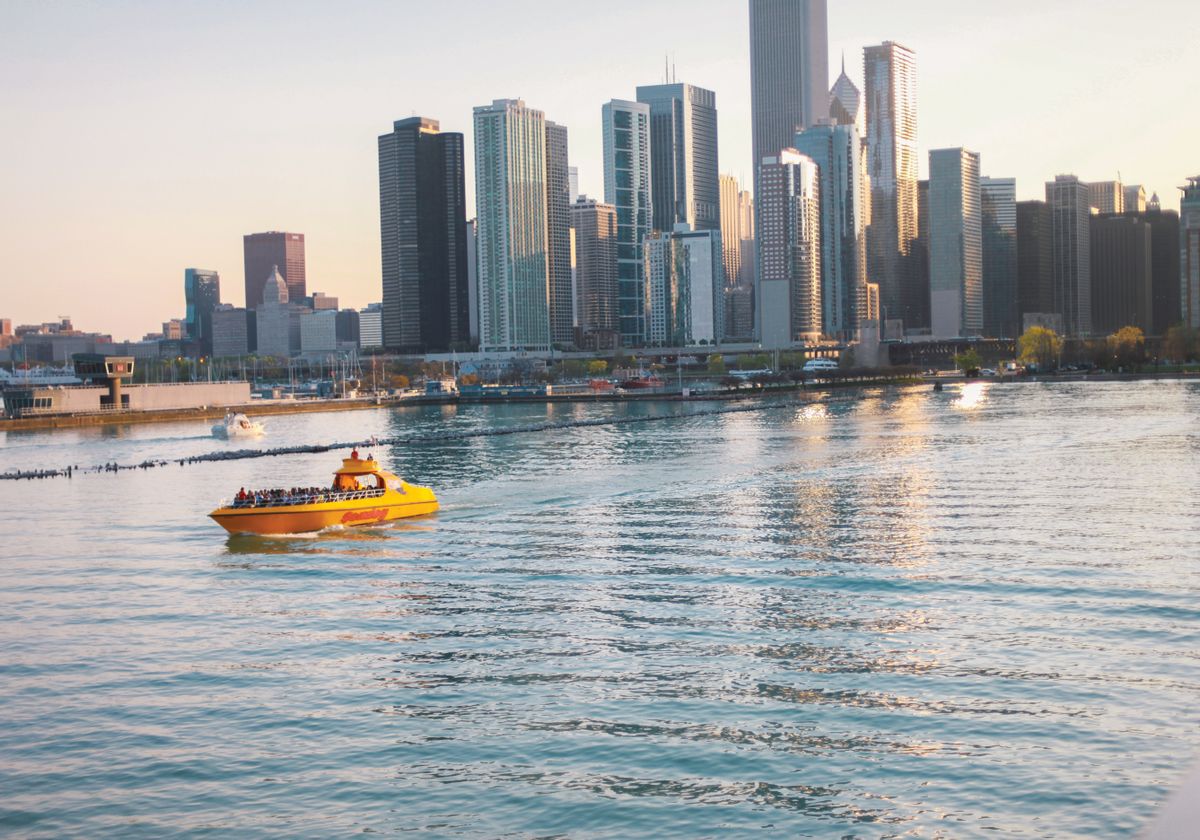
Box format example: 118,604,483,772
212,412,265,439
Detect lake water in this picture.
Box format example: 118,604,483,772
2,381,1199,837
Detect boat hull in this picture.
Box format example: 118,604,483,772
210,489,438,536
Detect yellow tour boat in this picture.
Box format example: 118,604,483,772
209,450,438,536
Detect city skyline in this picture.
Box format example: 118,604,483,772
2,0,1198,339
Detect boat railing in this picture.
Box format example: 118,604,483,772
225,487,387,509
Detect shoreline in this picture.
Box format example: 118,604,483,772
2,370,1192,433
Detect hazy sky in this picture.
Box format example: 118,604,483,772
2,0,1197,340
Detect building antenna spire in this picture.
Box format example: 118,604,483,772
841,50,846,76
664,53,669,84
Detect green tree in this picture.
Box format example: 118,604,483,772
953,348,983,376
738,353,770,370
839,347,856,370
1107,326,1146,369
1018,326,1062,370
559,359,587,379
707,354,727,375
586,359,609,376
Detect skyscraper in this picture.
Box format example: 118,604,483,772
828,55,864,136
183,268,221,356
980,177,1018,338
719,175,743,293
749,0,829,177
1132,205,1181,335
1090,214,1153,336
757,149,822,348
1047,175,1093,336
929,148,982,339
864,42,921,330
793,121,869,338
602,99,653,346
474,99,551,353
635,82,720,234
1088,180,1125,215
643,225,725,347
244,232,305,310
570,197,619,350
1124,184,1148,214
1016,201,1055,330
1182,177,1200,329
545,121,574,346
255,266,295,358
378,117,470,353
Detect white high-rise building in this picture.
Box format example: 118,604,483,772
474,99,551,353
865,42,921,330
829,55,864,136
1047,174,1093,336
929,149,982,339
1088,180,1125,215
643,224,725,347
757,149,822,348
602,99,653,346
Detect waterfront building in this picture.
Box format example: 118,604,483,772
980,177,1018,338
358,303,383,349
211,305,251,358
643,224,725,347
929,148,982,339
1125,184,1147,214
570,197,620,350
545,121,574,347
1090,214,1153,336
474,99,551,353
757,149,822,348
828,55,864,136
1016,201,1056,328
793,120,869,338
465,218,479,345
1088,180,1125,215
749,0,829,181
864,42,922,330
1131,206,1182,335
602,99,653,345
1046,175,1093,336
378,117,470,353
719,175,744,298
635,82,719,234
1182,176,1200,329
244,232,305,310
719,175,758,339
183,268,221,356
255,266,297,358
299,309,338,355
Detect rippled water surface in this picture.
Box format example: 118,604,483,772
2,381,1200,838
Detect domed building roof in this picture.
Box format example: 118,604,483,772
262,265,289,305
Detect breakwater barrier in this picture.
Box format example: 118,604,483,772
1,394,828,482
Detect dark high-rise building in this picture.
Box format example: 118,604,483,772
244,232,305,309
1130,207,1181,335
570,197,619,349
981,178,1018,338
1090,214,1153,336
378,117,470,352
865,42,921,330
335,309,360,347
749,0,829,180
1016,200,1055,328
635,83,720,233
184,268,221,356
545,121,574,346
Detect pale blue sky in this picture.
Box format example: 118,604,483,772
2,0,1196,340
